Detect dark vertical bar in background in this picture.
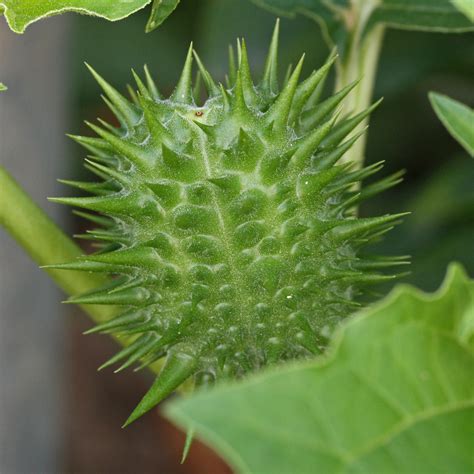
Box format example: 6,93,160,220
0,17,71,474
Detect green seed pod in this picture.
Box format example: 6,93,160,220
51,23,408,426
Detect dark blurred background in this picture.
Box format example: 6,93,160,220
0,0,473,472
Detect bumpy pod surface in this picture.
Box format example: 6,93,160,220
51,24,407,425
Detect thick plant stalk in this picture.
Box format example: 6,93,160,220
0,166,163,375
335,0,385,168
0,165,112,319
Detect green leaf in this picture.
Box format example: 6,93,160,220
452,0,474,22
145,0,180,32
0,0,152,34
430,92,474,157
367,0,474,32
0,83,6,91
166,263,474,474
252,0,474,48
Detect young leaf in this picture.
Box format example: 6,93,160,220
146,0,180,32
0,0,151,34
166,263,474,474
452,0,474,22
430,92,474,157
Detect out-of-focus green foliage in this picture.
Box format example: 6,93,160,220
0,0,181,33
0,83,6,91
366,0,474,32
166,263,474,474
430,93,474,157
251,0,474,53
146,0,180,32
452,0,474,22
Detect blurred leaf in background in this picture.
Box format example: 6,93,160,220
251,0,474,52
146,0,180,32
166,263,474,474
429,93,474,157
366,0,474,32
0,82,6,91
452,0,474,22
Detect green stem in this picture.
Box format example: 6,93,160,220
0,165,114,322
335,0,385,168
0,165,163,375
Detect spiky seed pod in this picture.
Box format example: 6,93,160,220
50,24,408,426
